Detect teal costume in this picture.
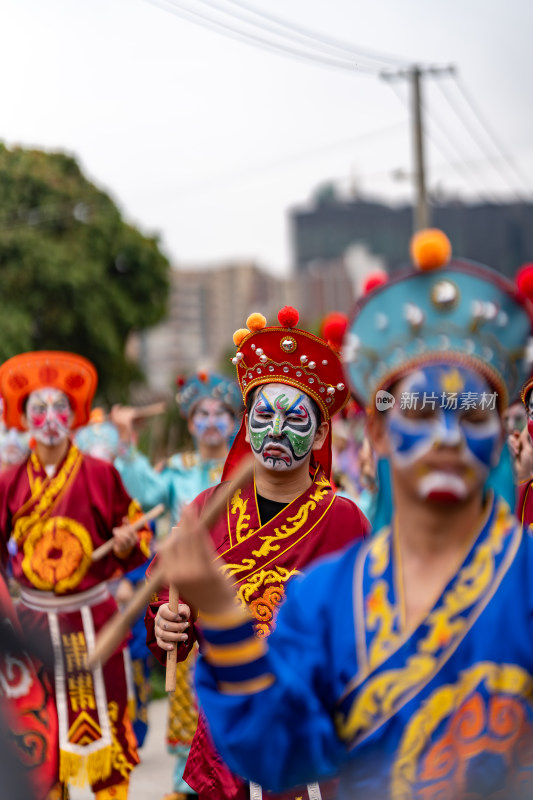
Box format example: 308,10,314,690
115,449,225,525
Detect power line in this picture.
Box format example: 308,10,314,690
210,0,408,68
386,79,498,204
430,73,529,201
451,74,533,199
154,121,408,197
146,0,390,75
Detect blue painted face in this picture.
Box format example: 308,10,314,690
190,397,234,446
385,364,502,501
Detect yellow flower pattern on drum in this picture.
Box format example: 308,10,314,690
22,516,93,592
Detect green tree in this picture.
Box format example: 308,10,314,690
0,144,170,400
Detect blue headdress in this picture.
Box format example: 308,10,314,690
175,372,243,420
343,230,533,411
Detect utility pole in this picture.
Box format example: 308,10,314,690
381,65,454,232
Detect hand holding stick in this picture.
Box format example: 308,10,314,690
87,457,254,670
165,584,180,692
91,503,166,562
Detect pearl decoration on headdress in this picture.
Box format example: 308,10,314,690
308,361,316,369
375,312,388,331
342,333,361,364
327,387,335,395
404,303,425,328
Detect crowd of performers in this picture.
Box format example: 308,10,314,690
3,229,533,799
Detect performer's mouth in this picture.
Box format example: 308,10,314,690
263,446,291,464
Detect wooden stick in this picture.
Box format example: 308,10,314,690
131,402,167,420
87,456,254,669
165,584,180,692
91,503,166,562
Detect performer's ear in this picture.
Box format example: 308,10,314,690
366,410,390,457
312,421,329,450
20,413,29,431
244,413,250,443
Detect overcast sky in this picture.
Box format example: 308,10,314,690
1,0,531,273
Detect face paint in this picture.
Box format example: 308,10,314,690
503,402,526,435
248,384,318,471
26,388,73,446
0,428,29,469
190,398,233,446
386,365,501,502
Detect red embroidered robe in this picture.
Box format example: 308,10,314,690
146,466,369,800
0,443,151,792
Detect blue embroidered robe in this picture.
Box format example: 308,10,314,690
195,495,533,799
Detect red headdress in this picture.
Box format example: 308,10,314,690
0,351,98,431
223,307,350,479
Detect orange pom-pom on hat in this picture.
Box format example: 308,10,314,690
233,328,250,346
246,313,267,332
321,312,348,352
277,306,299,328
89,407,106,424
411,229,452,271
516,264,533,302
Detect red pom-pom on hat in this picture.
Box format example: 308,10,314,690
516,263,533,301
176,375,186,387
362,270,388,295
197,371,209,383
321,312,348,352
278,306,299,328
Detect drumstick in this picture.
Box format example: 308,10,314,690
87,457,254,669
131,402,167,420
91,503,166,562
165,584,180,692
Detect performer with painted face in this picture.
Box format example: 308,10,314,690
146,308,369,800
156,232,533,799
112,372,242,526
111,372,242,800
0,352,152,800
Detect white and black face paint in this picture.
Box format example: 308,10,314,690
248,384,319,471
